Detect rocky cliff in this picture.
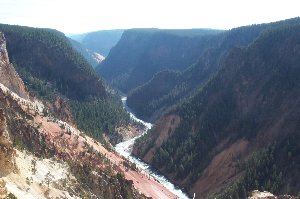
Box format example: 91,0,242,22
0,33,28,99
0,109,16,176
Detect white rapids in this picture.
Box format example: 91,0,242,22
115,97,190,199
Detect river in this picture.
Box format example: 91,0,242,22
115,97,190,199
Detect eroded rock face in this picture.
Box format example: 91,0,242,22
0,33,28,99
53,97,74,124
0,34,10,65
0,179,7,198
0,109,16,176
44,97,75,125
249,190,298,199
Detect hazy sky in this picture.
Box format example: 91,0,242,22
1,0,299,34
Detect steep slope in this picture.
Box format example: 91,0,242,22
0,24,130,144
69,38,105,68
0,31,175,199
127,17,300,122
70,29,124,56
0,76,145,199
0,24,105,101
96,28,222,93
0,33,28,99
127,70,180,121
0,109,16,177
133,22,300,198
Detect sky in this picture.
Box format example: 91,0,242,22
0,0,299,34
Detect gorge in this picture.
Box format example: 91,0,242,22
116,97,190,199
0,16,300,199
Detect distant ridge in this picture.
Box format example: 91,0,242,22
96,28,223,93
69,29,124,56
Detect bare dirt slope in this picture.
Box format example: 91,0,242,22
190,139,249,198
0,31,178,199
0,79,177,198
133,114,180,163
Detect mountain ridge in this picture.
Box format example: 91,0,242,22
133,19,300,198
126,17,300,122
69,38,105,68
69,29,124,56
0,23,106,101
97,28,223,93
0,24,133,144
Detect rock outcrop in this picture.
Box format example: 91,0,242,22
44,97,74,125
0,32,28,99
249,190,299,199
0,109,16,176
